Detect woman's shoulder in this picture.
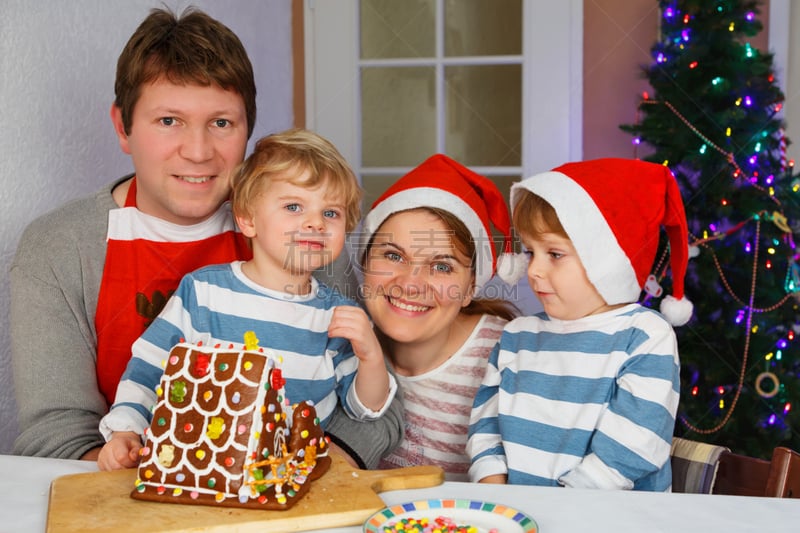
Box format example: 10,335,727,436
464,314,507,347
479,313,509,333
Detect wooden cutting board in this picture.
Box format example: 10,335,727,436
47,454,444,533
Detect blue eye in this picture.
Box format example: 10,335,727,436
285,203,300,212
160,117,176,126
432,262,453,274
213,119,230,128
384,251,402,263
323,209,340,219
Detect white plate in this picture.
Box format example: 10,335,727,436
363,498,538,532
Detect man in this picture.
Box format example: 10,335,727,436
10,7,401,468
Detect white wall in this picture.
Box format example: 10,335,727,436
783,2,800,168
0,0,293,454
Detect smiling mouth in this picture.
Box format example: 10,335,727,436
387,297,431,313
176,175,213,184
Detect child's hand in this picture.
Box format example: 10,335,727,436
329,305,392,411
97,431,142,471
328,305,383,365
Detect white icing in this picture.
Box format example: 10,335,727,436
137,342,324,504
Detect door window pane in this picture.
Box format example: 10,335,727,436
360,0,435,59
444,0,522,56
361,67,437,166
491,175,520,213
445,64,521,166
360,174,403,210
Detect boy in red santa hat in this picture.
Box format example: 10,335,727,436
468,158,692,491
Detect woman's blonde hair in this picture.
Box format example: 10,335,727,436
231,128,362,232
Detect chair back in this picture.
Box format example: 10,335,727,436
673,437,800,498
765,447,800,498
713,450,771,496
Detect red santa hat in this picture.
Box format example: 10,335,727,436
360,154,524,292
510,158,693,326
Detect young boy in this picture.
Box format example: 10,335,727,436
468,158,692,491
97,129,397,471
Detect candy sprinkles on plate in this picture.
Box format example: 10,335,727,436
382,516,499,533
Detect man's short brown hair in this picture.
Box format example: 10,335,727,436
114,7,256,137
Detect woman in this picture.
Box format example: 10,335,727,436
355,154,522,481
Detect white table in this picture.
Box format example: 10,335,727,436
1,454,797,533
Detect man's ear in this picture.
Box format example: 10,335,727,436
109,104,132,155
235,212,256,238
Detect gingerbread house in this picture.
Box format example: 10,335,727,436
131,334,331,510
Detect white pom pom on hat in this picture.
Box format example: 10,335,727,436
510,158,693,326
360,154,521,292
660,294,694,327
496,250,528,285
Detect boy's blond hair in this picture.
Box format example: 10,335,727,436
512,189,568,240
231,129,362,232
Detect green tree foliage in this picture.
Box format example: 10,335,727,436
620,0,800,458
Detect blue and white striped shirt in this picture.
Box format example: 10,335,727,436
101,261,392,439
468,304,680,491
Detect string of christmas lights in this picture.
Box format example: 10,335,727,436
621,1,798,452
634,100,800,435
635,98,786,204
682,219,761,434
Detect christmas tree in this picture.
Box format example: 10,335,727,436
620,0,800,458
